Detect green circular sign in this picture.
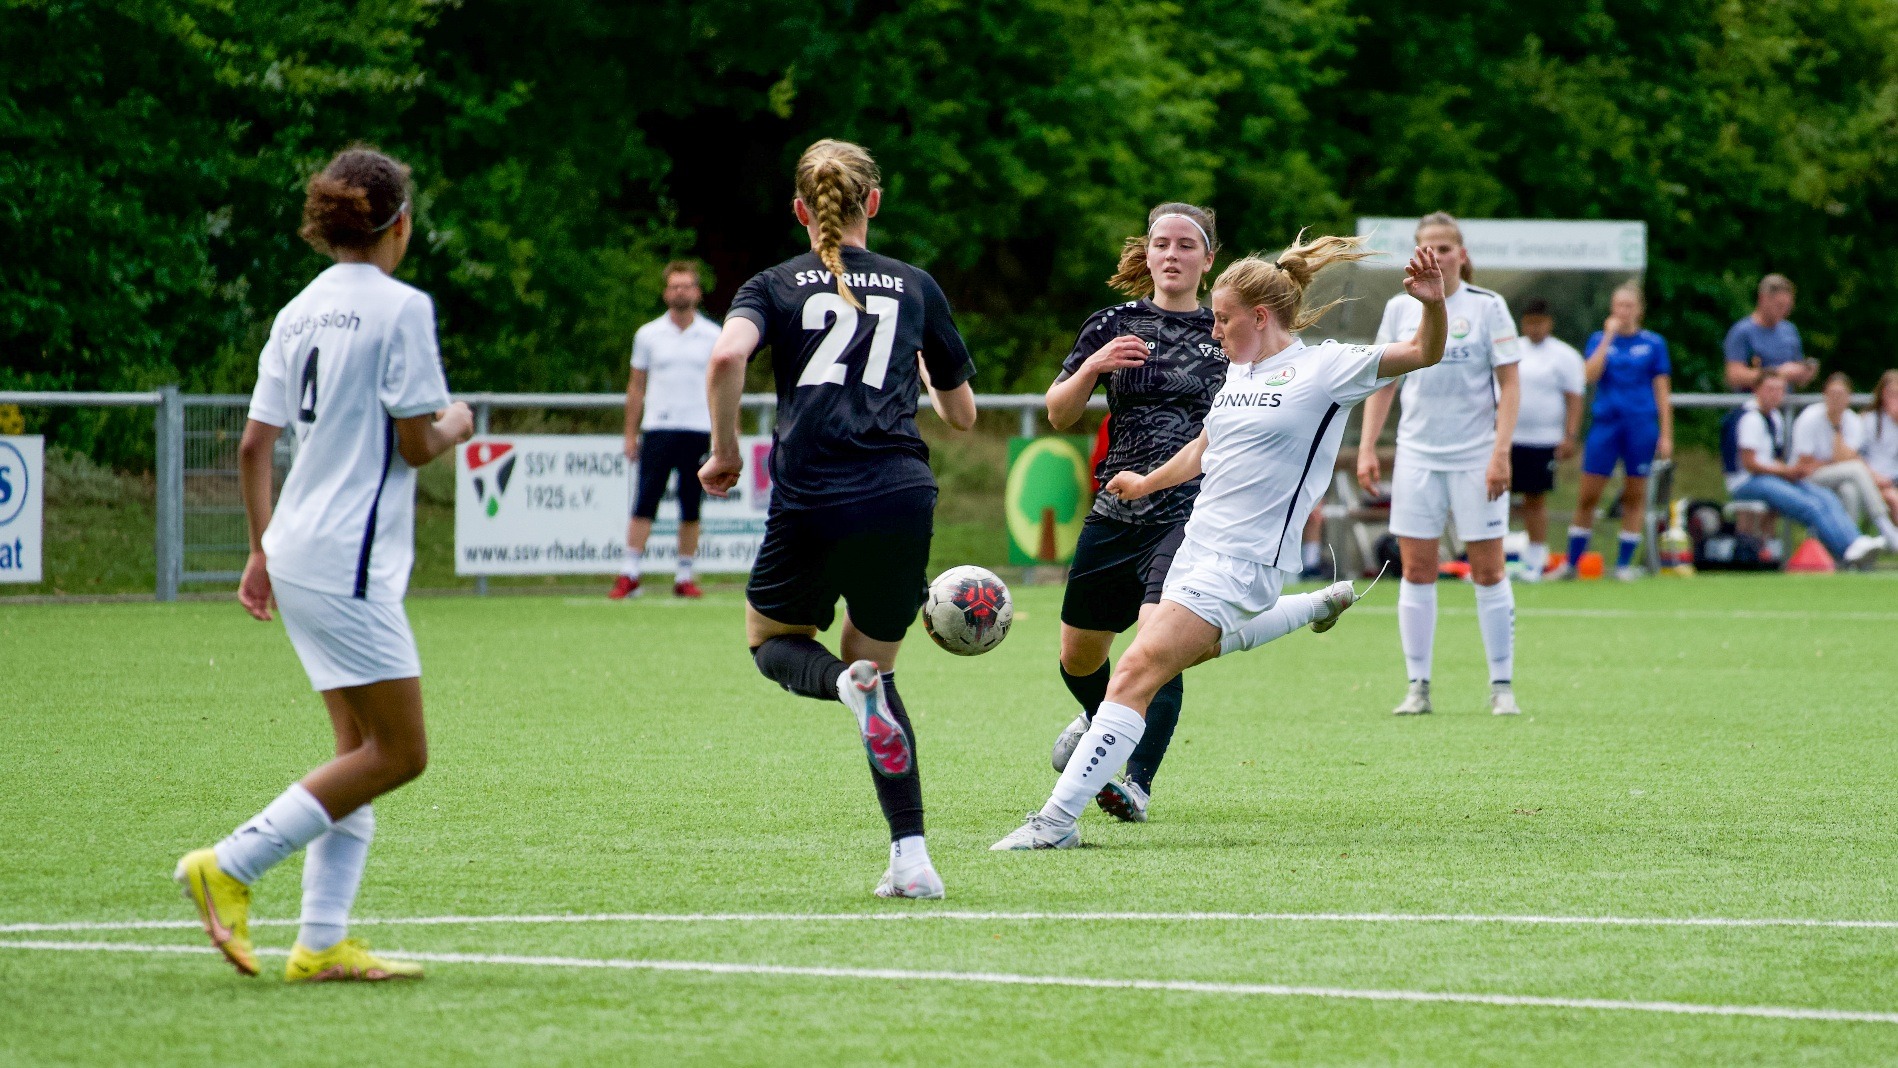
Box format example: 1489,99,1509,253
1005,437,1089,563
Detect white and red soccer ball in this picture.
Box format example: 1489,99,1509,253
923,565,1013,656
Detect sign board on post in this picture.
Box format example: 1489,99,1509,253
1005,436,1091,566
455,434,772,576
0,435,44,583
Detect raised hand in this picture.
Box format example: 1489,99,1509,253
1402,245,1446,304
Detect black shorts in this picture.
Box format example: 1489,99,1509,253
633,430,712,522
747,486,936,643
1060,515,1187,633
1510,444,1559,496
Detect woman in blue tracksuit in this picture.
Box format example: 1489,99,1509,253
1559,281,1673,580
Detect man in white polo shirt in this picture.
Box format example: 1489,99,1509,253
611,260,721,599
1509,298,1585,580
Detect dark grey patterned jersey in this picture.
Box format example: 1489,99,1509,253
1058,300,1226,524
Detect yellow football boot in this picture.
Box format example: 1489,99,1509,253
283,938,424,983
173,848,257,976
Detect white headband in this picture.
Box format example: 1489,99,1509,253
1149,212,1211,250
370,199,410,233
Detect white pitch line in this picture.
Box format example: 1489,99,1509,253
7,909,1898,934
1353,605,1898,622
1,938,1893,1026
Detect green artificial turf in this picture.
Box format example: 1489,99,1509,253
3,575,1896,1065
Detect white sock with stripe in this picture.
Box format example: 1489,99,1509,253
299,804,374,951
213,783,332,885
1397,580,1437,682
1040,702,1144,825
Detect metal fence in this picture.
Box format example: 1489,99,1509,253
0,387,1856,599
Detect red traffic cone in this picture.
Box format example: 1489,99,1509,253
1785,537,1835,573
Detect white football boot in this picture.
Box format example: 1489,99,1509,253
875,865,945,900
1310,579,1360,634
990,813,1080,851
1095,776,1150,823
1615,565,1642,582
1393,679,1433,716
1051,713,1090,772
1844,534,1886,564
1490,683,1522,716
837,660,910,778
1547,562,1577,581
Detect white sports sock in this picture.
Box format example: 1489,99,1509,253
1040,703,1144,824
1525,542,1548,574
1473,578,1515,684
890,835,931,880
1302,541,1323,573
675,556,695,583
213,783,332,886
1221,591,1324,656
1397,580,1437,683
299,804,374,951
621,548,643,579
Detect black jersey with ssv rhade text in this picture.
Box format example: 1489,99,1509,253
1059,300,1225,524
728,247,977,511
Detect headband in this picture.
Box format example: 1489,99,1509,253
1148,212,1211,250
370,199,410,234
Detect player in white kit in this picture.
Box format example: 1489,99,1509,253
1355,213,1523,717
174,147,473,983
992,237,1449,851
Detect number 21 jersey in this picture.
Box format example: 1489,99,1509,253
728,247,976,510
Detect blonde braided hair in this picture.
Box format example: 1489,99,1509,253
795,139,880,310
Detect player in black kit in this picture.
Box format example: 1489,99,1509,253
699,139,977,900
1043,202,1226,824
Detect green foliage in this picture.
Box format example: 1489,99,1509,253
6,0,1897,463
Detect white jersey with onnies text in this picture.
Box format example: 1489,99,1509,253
248,263,451,602
632,312,719,432
1512,335,1585,447
1182,339,1394,569
1375,284,1520,470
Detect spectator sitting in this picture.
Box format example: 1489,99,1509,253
1790,372,1898,547
1724,274,1817,391
1864,370,1898,482
1728,376,1884,564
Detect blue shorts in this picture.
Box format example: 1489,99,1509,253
1582,416,1659,478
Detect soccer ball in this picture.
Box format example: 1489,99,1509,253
922,565,1013,656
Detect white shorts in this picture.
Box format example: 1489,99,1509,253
1387,455,1509,543
273,577,422,692
1159,537,1288,647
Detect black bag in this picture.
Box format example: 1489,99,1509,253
1694,531,1780,571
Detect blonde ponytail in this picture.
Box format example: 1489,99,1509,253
1215,229,1376,331
794,139,881,310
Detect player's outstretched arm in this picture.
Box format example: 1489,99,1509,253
1104,429,1207,502
1374,246,1449,379
700,317,762,497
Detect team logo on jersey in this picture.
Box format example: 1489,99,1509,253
1450,317,1471,339
466,441,517,518
1260,366,1297,387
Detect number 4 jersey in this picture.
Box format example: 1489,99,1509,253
728,247,976,511
248,263,452,601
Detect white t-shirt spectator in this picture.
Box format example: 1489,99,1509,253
1863,410,1898,479
1789,404,1866,465
1512,335,1585,448
1375,284,1521,470
249,263,451,602
1727,404,1785,492
632,313,719,433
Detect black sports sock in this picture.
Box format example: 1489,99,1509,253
751,636,847,702
872,673,925,840
1059,661,1111,719
1125,673,1183,792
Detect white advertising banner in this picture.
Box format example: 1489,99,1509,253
0,435,44,583
455,434,773,576
1355,217,1647,271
